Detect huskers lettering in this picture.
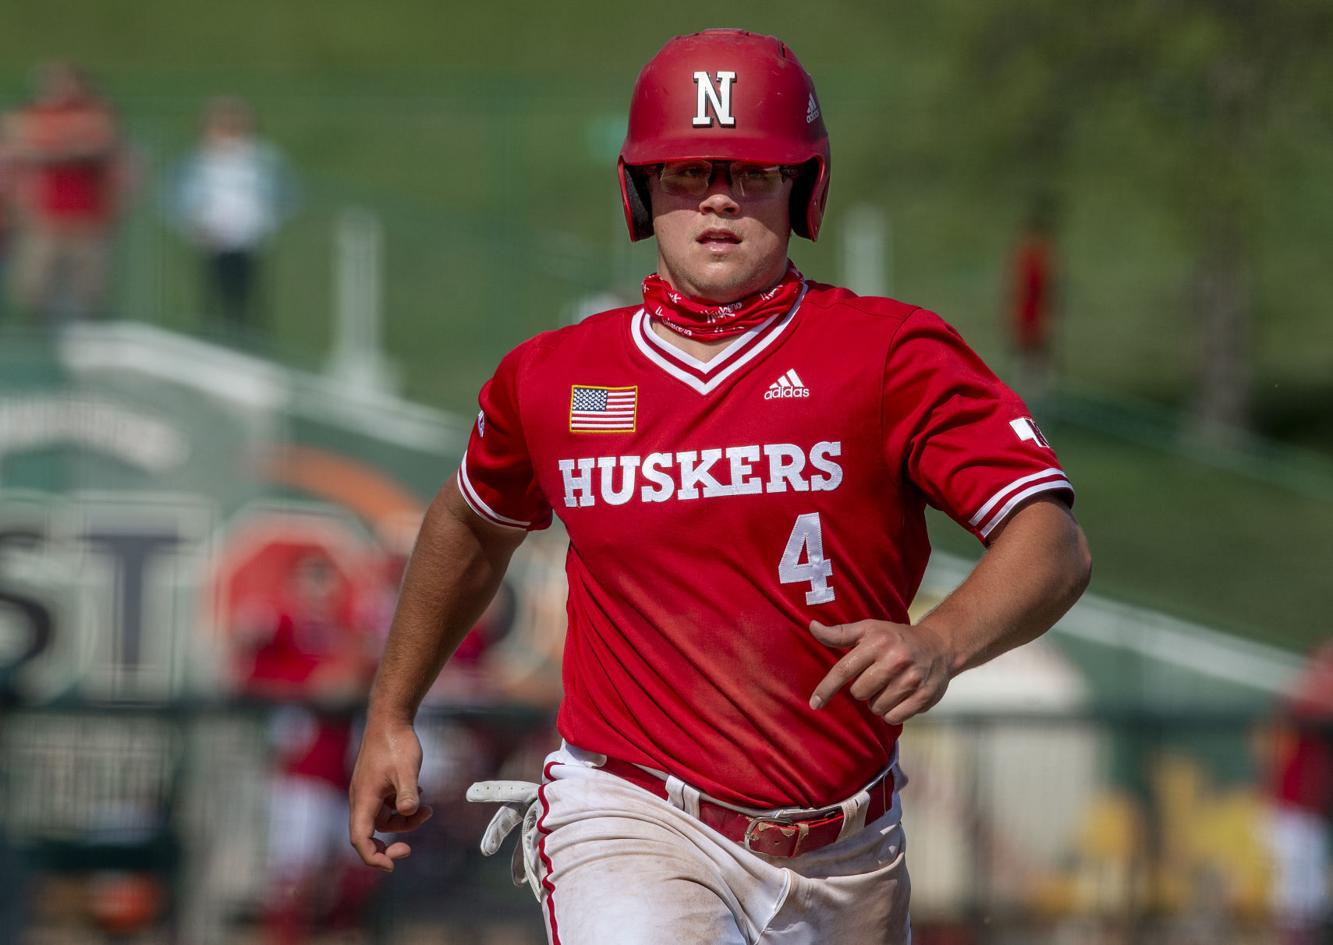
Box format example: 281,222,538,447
557,441,843,509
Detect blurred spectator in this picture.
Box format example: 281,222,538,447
1,61,129,325
1267,639,1333,944
168,96,296,332
235,552,377,945
1008,196,1059,402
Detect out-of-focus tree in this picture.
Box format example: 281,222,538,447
945,0,1333,443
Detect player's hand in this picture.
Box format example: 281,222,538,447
808,619,952,724
348,716,434,871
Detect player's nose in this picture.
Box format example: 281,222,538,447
698,184,741,216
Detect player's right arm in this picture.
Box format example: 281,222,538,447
348,478,526,871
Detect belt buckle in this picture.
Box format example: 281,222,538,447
744,817,811,858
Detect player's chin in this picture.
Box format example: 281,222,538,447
688,254,757,294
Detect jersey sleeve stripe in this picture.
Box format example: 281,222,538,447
967,467,1068,527
456,452,531,529
977,477,1074,539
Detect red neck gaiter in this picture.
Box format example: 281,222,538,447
642,262,804,339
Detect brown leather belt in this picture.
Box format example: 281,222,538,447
600,757,894,859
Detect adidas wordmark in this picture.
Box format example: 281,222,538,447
764,369,810,400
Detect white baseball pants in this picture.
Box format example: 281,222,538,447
523,742,912,945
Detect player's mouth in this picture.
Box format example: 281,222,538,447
697,228,742,251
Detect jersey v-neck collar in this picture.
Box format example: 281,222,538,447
628,282,808,395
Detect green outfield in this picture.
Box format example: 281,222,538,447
3,0,1331,650
929,413,1333,653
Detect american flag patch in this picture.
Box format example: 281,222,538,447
570,385,637,433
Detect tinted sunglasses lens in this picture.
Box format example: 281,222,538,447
655,162,790,198
658,163,712,196
731,165,785,197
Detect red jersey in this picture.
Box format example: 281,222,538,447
459,280,1073,808
245,611,356,788
1274,728,1333,813
1274,641,1333,813
1012,237,1053,349
15,100,118,224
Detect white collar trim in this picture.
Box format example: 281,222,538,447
630,282,807,395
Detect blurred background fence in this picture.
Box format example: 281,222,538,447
1,700,1326,945
1,1,1331,942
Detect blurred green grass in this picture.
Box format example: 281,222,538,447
6,1,1331,409
3,0,1331,648
930,414,1333,653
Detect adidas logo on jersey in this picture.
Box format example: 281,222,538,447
764,369,810,400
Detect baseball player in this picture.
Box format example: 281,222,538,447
349,29,1091,944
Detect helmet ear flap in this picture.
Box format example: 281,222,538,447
788,158,827,242
618,159,655,242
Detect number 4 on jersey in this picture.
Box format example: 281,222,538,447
780,512,834,605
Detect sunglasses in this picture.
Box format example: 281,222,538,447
650,161,799,199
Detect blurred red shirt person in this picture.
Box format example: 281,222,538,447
237,552,376,945
240,552,372,787
1008,199,1058,400
1268,640,1333,943
1012,235,1052,352
2,61,129,323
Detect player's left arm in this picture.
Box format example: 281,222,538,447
809,494,1090,723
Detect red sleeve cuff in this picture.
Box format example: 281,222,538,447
456,451,544,530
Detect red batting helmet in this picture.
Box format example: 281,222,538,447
618,29,831,242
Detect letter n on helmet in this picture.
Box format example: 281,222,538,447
618,29,832,243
